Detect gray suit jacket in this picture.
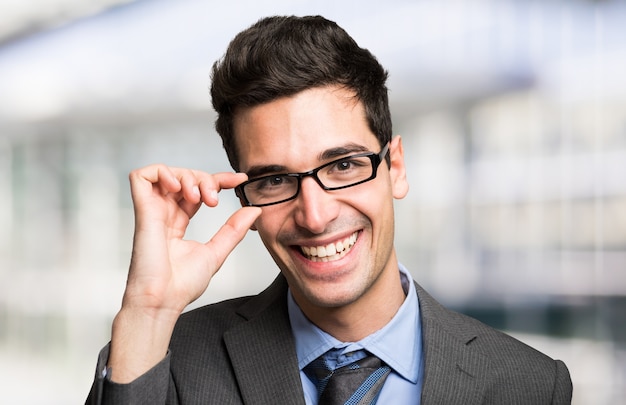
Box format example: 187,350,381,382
87,274,572,404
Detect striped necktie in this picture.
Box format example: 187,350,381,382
304,353,391,405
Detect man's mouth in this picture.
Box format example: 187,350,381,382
299,231,359,262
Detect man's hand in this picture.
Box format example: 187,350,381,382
108,165,261,383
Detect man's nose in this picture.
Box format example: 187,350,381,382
293,176,339,234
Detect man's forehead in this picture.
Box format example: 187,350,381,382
232,85,363,128
231,86,373,170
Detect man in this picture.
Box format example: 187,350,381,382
87,15,573,404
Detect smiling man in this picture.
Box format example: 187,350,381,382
233,85,407,340
86,16,572,405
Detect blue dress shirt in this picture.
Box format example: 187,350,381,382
287,263,424,404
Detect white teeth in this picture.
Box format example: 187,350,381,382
300,232,358,262
326,244,336,256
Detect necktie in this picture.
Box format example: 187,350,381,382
304,352,391,405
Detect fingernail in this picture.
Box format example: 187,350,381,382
210,190,219,202
192,186,200,197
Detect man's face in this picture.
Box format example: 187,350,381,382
233,85,408,314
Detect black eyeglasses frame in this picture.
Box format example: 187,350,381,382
235,143,390,207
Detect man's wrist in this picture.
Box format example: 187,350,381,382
108,307,177,383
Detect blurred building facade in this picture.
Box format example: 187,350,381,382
0,0,624,403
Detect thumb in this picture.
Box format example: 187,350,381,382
204,207,262,269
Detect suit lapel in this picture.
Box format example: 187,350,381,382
416,283,491,404
224,275,306,405
222,276,491,404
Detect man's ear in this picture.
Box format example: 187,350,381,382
389,136,409,199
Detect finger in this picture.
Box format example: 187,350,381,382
197,172,248,207
213,172,249,190
203,206,262,269
178,199,202,220
130,164,182,197
178,171,202,205
178,171,248,220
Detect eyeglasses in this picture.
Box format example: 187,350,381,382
236,143,390,207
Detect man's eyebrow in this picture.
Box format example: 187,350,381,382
246,164,289,180
318,143,371,160
245,143,371,179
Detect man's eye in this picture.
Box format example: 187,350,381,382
268,176,285,186
255,175,289,190
332,158,367,172
336,161,352,171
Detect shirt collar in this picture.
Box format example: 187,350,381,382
287,263,422,383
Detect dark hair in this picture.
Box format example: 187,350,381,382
211,15,391,171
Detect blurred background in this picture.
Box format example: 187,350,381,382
0,0,625,403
